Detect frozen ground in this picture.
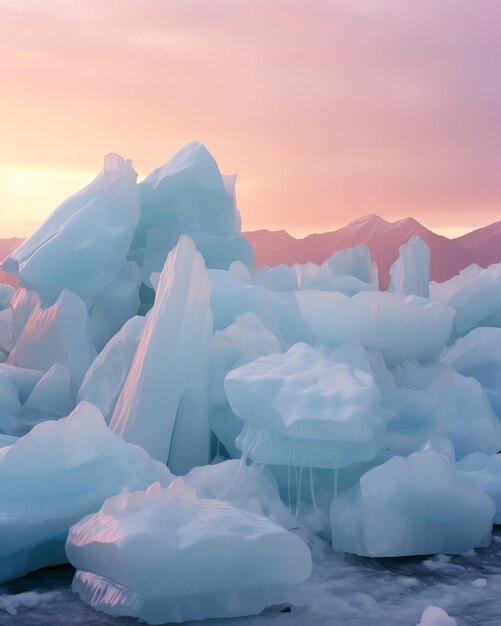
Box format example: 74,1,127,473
1,528,501,626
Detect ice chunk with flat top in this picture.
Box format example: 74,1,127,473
330,450,495,557
78,315,146,423
131,142,254,287
225,343,387,469
66,479,311,624
296,290,453,364
389,235,430,298
0,402,172,583
2,155,140,306
110,236,213,473
7,290,97,397
430,263,501,335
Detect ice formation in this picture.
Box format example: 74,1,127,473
386,362,501,458
77,315,146,423
130,141,254,288
0,142,501,623
226,343,387,469
296,290,453,363
7,289,97,397
0,402,172,583
110,235,213,473
66,480,311,624
456,453,501,523
430,263,501,336
441,327,501,417
184,460,295,529
330,449,495,557
389,235,430,298
0,285,13,311
2,154,140,306
210,312,283,457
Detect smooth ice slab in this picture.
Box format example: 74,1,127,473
2,155,140,306
296,290,453,364
0,402,172,583
331,449,495,557
110,236,213,473
66,480,311,624
226,343,387,469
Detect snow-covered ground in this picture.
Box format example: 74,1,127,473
2,528,501,626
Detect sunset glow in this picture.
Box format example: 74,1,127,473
1,0,500,238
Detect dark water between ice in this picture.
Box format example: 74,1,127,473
2,529,501,626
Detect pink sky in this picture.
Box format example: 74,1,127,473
1,0,500,238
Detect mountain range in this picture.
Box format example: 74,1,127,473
1,215,500,290
244,214,501,288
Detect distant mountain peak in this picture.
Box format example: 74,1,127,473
346,213,387,227
244,215,501,288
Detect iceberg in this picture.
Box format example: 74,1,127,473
110,236,213,473
330,449,495,557
2,155,140,306
66,480,311,624
0,402,172,583
131,142,254,289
